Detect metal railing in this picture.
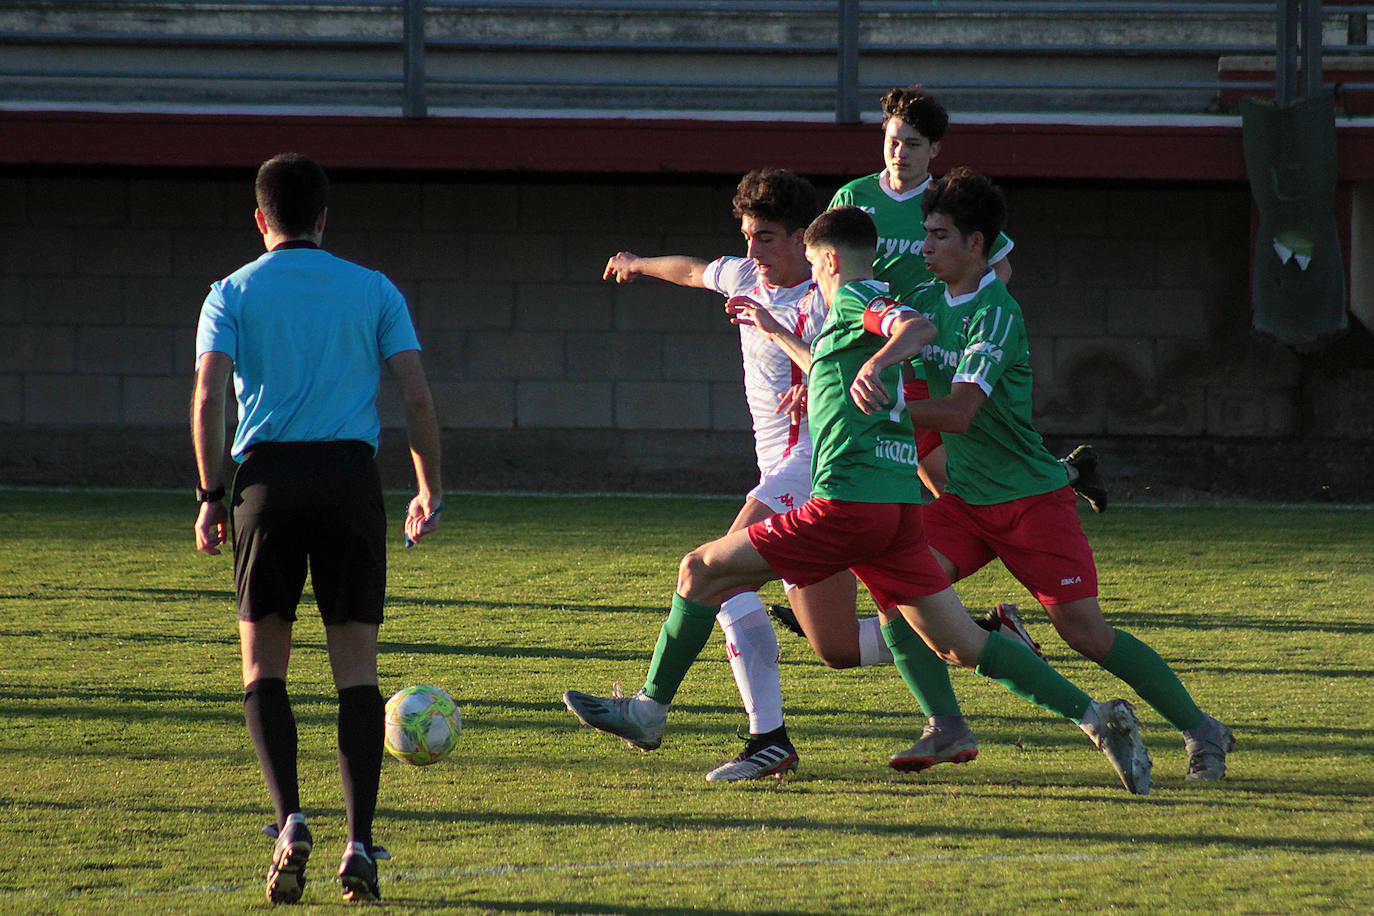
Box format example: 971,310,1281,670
0,1,1369,119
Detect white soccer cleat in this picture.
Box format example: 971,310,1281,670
991,602,1043,658
888,722,979,772
705,732,799,782
562,685,666,751
1082,699,1152,794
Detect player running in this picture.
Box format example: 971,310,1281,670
601,167,850,782
788,171,1233,781
564,205,1153,796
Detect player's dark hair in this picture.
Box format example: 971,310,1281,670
731,168,820,235
804,205,878,255
921,167,1007,258
879,86,949,143
255,153,329,237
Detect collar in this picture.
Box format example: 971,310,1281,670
270,239,320,251
944,269,999,306
879,170,932,202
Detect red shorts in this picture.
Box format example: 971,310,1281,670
924,485,1098,606
904,378,943,460
746,498,950,611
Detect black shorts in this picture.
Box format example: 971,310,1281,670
231,440,386,625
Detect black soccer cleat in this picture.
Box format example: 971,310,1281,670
767,604,807,639
338,843,380,902
1064,444,1108,513
266,817,312,904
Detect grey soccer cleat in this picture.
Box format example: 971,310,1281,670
265,817,312,904
563,685,666,751
705,729,799,782
1082,699,1152,794
1064,444,1108,513
888,722,980,773
1184,714,1235,780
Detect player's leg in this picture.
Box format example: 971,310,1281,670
711,497,795,780
309,442,388,901
989,486,1227,780
233,449,315,903
1045,596,1233,779
786,571,865,667
563,526,777,751
896,588,1152,794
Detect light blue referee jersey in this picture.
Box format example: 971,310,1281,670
195,244,420,460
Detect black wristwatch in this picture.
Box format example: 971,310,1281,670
195,484,226,503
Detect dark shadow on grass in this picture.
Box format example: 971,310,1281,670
402,899,820,916
367,803,1374,858
0,585,235,602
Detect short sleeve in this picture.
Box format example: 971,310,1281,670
375,273,421,359
953,303,1022,395
195,282,236,366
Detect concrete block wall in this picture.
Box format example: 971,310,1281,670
1,166,1370,500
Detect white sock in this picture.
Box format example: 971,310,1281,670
857,615,894,666
720,604,784,734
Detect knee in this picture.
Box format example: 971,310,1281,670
1058,623,1113,662
676,550,711,598
814,644,862,669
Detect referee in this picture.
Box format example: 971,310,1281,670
191,153,443,904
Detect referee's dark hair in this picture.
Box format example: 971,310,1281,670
255,153,329,237
922,167,1007,258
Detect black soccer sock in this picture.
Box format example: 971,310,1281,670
243,677,301,826
337,684,385,849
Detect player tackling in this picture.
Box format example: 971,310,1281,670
564,205,1154,795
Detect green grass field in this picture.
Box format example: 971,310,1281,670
1,489,1371,914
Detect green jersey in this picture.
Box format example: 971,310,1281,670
911,273,1069,504
829,171,1013,303
807,279,926,504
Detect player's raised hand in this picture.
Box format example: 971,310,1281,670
849,358,892,414
603,252,643,283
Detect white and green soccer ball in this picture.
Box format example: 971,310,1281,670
384,685,461,766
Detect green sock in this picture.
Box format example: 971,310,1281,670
975,630,1094,722
1099,629,1204,732
881,614,961,718
641,593,719,705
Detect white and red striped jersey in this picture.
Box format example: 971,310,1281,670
703,256,827,473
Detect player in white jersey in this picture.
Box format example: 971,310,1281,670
602,168,858,782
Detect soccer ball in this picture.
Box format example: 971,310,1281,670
384,685,461,766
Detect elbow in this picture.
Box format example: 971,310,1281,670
944,414,973,435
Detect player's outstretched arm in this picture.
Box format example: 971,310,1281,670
387,348,444,545
850,311,935,414
603,252,709,288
